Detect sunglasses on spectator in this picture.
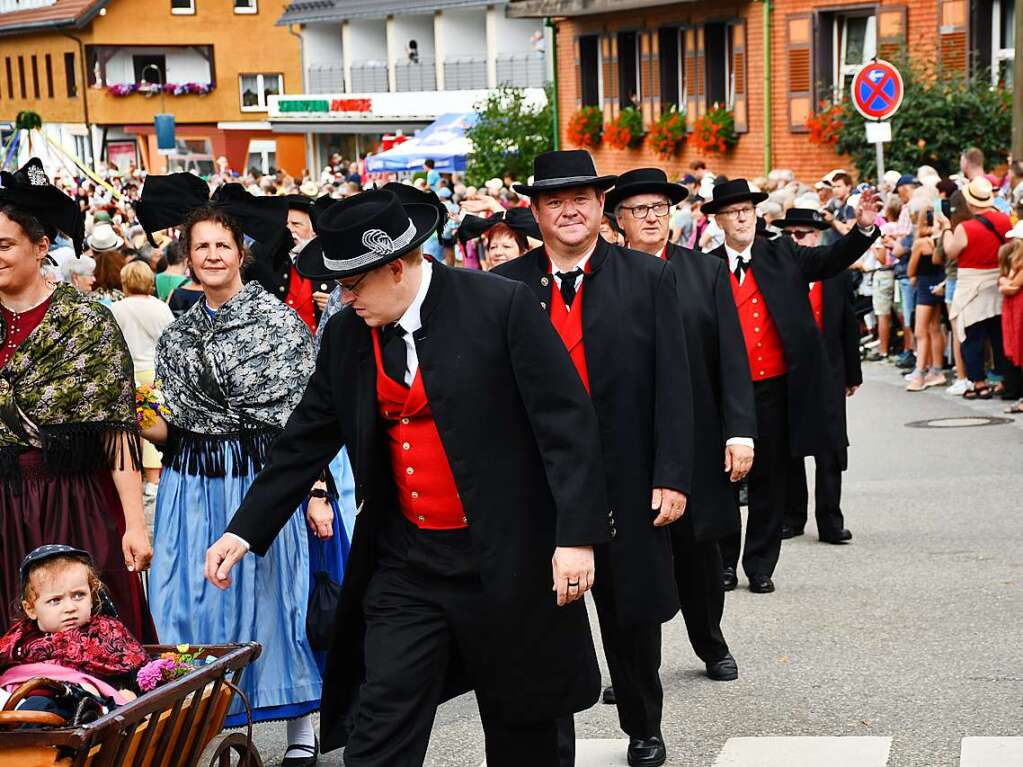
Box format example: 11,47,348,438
785,229,817,241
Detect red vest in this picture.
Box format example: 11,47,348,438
730,268,787,381
809,282,824,332
548,264,591,393
285,264,317,333
371,329,467,530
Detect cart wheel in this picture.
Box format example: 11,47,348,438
197,732,264,767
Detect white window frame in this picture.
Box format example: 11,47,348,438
724,23,735,109
170,0,195,15
991,0,1015,86
239,72,283,112
234,0,257,14
832,12,876,99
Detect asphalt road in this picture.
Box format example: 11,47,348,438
250,361,1023,766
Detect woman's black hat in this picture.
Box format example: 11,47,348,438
0,158,85,255
701,178,769,215
136,174,288,246
604,167,688,211
513,150,617,197
457,207,541,244
296,189,439,280
776,207,830,231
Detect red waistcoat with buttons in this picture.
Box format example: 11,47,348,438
285,264,317,333
730,268,787,381
808,282,824,332
548,264,591,393
371,329,467,530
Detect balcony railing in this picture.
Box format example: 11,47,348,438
395,56,437,92
307,64,344,94
443,56,487,90
350,60,389,93
495,52,546,88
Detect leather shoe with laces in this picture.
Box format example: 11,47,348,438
748,575,775,594
602,685,616,704
627,735,666,767
819,528,852,544
722,566,738,591
705,652,738,681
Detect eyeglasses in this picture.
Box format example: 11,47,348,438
619,202,671,219
716,205,756,221
337,271,370,299
785,229,817,241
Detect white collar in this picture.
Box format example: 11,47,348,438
395,257,433,335
551,241,598,276
724,241,753,262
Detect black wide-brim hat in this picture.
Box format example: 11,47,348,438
19,544,93,588
776,207,830,230
382,181,447,238
0,158,85,255
604,167,688,211
513,149,617,197
457,207,541,244
297,189,440,280
701,178,769,215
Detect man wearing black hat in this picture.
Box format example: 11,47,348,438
495,150,694,767
606,168,755,685
247,195,334,333
704,179,879,594
203,189,612,766
776,208,861,544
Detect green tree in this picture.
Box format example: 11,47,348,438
465,84,553,187
833,63,1012,181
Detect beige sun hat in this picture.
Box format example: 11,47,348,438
962,176,995,209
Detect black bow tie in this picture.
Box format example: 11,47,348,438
733,257,750,282
380,322,408,386
555,269,583,308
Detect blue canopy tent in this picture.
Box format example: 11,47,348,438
365,112,478,174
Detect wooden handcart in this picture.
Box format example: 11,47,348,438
0,642,263,767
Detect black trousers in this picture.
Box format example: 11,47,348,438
721,376,789,579
671,520,729,664
343,516,559,767
784,451,845,537
557,577,662,766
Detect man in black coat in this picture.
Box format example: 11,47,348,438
495,151,694,767
606,168,756,685
705,179,880,594
204,190,612,767
776,208,862,543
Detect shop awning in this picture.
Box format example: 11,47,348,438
365,112,478,173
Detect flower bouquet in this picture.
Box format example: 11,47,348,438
135,382,170,430
136,645,216,693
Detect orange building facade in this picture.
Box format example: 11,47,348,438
0,0,305,175
509,0,1013,181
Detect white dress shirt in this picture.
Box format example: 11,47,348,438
550,244,596,310
725,243,754,285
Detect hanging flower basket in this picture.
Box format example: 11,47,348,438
689,104,738,156
604,106,645,150
806,101,844,147
106,82,215,98
567,106,604,149
648,108,687,159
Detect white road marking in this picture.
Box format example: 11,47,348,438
711,737,893,766
481,739,628,766
960,737,1023,766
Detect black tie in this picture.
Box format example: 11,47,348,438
556,269,583,308
733,258,750,283
380,323,408,386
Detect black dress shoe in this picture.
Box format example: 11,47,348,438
748,575,775,594
627,735,666,767
781,525,804,539
722,566,738,591
819,528,852,544
602,685,616,704
281,737,319,767
705,652,738,681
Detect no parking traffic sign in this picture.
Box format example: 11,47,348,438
852,59,904,121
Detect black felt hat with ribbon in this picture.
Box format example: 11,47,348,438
382,182,448,238
604,167,689,211
701,178,769,215
296,189,440,280
457,207,541,244
0,158,85,255
136,173,288,246
513,150,617,196
776,207,830,231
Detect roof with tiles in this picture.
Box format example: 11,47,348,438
277,0,498,26
0,0,108,35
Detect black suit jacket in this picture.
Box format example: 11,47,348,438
711,225,877,457
226,262,610,751
664,242,756,541
246,230,332,319
817,271,863,467
494,236,694,626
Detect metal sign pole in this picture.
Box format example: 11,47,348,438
875,139,885,185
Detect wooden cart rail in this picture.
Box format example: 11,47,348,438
0,642,261,767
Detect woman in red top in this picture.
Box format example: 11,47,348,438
946,177,1012,398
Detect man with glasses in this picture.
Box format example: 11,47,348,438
776,208,861,546
496,151,694,767
606,168,754,687
704,179,880,594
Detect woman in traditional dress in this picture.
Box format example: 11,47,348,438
137,175,332,767
0,159,154,640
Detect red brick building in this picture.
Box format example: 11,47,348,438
509,0,1015,181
